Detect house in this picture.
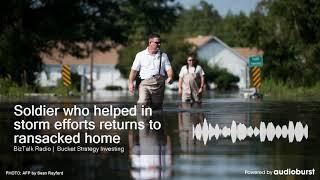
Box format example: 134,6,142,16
186,36,263,89
37,44,127,90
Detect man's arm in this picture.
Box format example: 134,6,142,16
198,75,205,94
200,76,205,89
178,77,183,96
128,69,137,94
166,68,173,84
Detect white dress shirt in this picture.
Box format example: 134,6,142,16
131,48,171,79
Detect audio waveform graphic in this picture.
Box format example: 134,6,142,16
192,119,308,144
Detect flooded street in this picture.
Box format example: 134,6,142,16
1,91,319,179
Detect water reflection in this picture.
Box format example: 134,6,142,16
0,97,319,180
178,103,205,153
129,109,172,179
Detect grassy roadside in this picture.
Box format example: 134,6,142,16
2,77,320,98
260,78,320,99
0,78,30,96
0,78,81,97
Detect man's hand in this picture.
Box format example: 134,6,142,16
197,87,203,95
166,68,174,84
166,77,173,84
128,81,135,94
128,70,137,95
178,87,182,96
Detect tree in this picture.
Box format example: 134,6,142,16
214,11,251,47
0,0,179,85
248,0,320,86
172,0,221,37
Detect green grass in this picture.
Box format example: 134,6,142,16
260,78,320,99
37,79,83,96
0,78,30,96
0,78,81,97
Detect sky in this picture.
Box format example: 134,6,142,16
177,0,261,16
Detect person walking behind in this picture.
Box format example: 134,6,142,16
178,54,205,103
128,33,173,109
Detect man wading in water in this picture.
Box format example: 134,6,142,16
178,54,205,103
128,33,173,109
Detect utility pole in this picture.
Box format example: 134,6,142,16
90,42,94,99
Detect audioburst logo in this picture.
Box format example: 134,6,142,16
244,168,316,176
273,168,315,176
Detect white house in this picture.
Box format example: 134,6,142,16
186,36,263,89
37,44,127,90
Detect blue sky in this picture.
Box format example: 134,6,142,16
177,0,261,16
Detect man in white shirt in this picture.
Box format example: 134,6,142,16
128,33,173,109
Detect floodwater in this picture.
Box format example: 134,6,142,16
0,91,319,180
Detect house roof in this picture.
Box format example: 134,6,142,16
41,43,121,65
185,35,213,48
186,35,263,62
232,47,263,59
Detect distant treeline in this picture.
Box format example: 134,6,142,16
1,0,320,88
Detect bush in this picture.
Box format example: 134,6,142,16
0,78,30,96
261,78,320,98
0,72,83,96
199,62,239,90
39,78,80,96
